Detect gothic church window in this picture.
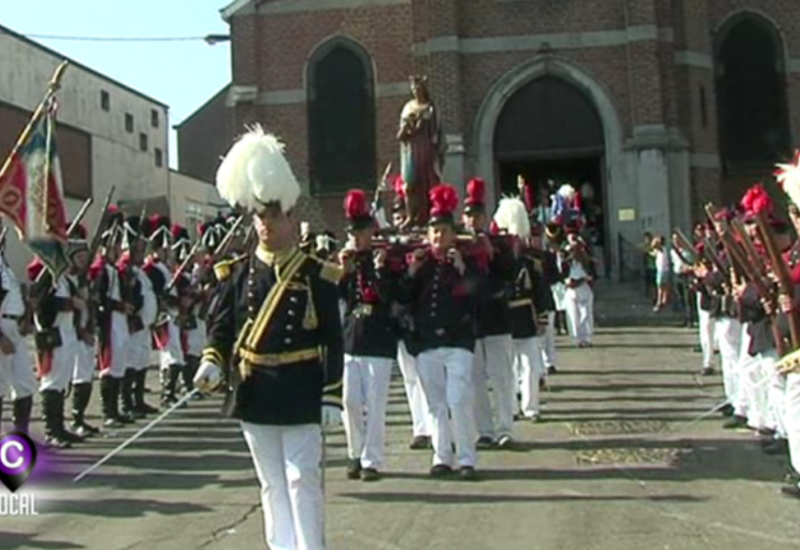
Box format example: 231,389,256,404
307,40,376,194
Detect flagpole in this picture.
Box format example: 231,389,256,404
0,60,69,183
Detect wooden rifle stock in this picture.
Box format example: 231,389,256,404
754,212,800,350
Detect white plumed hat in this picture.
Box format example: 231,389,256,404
216,125,301,213
493,197,531,239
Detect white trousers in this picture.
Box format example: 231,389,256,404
541,311,557,369
100,312,130,378
126,329,153,371
40,326,78,392
72,341,95,385
416,347,477,468
342,355,393,470
514,337,545,417
768,366,788,437
472,334,515,439
158,320,185,370
564,284,594,344
714,317,742,411
785,373,800,476
397,341,432,438
697,298,715,369
739,352,768,430
241,422,325,550
0,319,37,399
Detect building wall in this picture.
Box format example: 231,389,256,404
175,85,233,184
214,0,800,267
0,26,170,278
168,170,227,240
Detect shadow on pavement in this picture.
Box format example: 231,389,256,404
0,533,85,549
43,497,213,518
338,491,708,505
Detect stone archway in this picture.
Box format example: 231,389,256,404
473,56,625,278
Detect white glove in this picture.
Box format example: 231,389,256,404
193,361,222,392
321,405,342,427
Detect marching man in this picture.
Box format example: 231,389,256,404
194,126,344,550
462,177,518,449
493,197,547,421
144,216,187,407
119,215,160,418
401,184,481,479
90,207,135,428
561,226,595,348
338,189,399,482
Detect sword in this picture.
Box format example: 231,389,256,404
72,388,200,483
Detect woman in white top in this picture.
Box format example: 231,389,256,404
652,235,671,312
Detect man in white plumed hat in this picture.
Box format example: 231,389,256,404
194,125,345,550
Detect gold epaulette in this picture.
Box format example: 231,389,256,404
202,347,225,367
213,254,249,282
311,256,345,285
777,348,800,375
533,258,543,273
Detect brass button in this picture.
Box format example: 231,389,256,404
286,325,293,331
288,310,296,316
284,338,292,344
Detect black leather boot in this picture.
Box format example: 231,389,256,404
12,395,33,434
133,370,158,415
121,369,143,419
161,365,186,408
71,383,99,437
57,391,85,444
100,376,124,428
41,390,72,449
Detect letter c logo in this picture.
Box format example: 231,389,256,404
0,440,24,470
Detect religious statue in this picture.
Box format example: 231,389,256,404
397,75,445,227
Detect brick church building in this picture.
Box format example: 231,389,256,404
177,0,800,278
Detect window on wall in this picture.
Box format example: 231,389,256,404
714,16,791,174
151,109,159,128
139,133,148,152
154,147,163,167
125,113,134,133
100,90,110,111
307,42,376,194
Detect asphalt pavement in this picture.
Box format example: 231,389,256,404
2,323,800,550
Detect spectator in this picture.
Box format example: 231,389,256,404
652,235,670,312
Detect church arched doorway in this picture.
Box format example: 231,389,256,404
493,75,607,274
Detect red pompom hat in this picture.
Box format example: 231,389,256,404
463,177,486,215
343,189,374,232
428,184,459,226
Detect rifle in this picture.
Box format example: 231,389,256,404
755,212,800,350
78,186,116,283
672,228,698,265
720,220,788,356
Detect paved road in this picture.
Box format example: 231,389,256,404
3,324,800,550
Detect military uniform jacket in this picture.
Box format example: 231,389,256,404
738,284,773,356
525,249,557,312
475,237,516,338
341,250,398,359
401,252,479,354
508,256,553,340
203,245,344,425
